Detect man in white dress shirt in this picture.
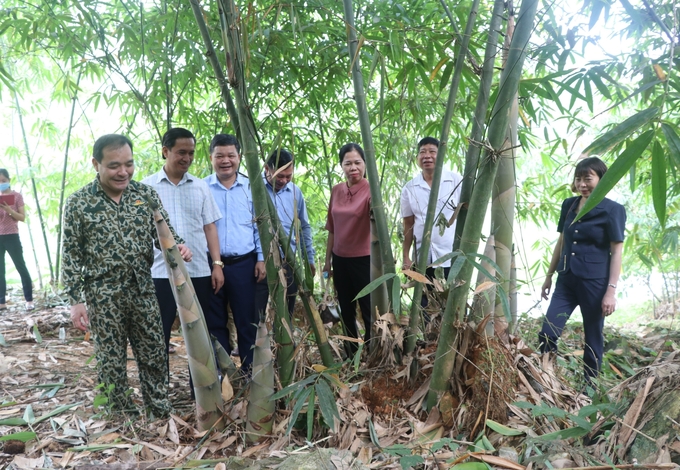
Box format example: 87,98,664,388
142,128,225,361
401,137,462,306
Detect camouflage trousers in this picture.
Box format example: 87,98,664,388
86,276,172,418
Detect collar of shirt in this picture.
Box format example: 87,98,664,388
207,172,249,190
414,171,456,190
155,167,196,186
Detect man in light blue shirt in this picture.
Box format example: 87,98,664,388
204,134,265,371
255,149,315,317
141,128,225,364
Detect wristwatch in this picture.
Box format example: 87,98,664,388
212,260,224,268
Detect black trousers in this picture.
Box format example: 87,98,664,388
153,276,215,378
0,234,32,304
421,266,451,308
255,264,297,318
539,271,607,380
332,253,371,354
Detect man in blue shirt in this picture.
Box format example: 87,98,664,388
204,134,265,371
255,149,316,317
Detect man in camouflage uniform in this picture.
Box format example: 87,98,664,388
62,134,192,418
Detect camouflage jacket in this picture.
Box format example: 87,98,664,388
61,178,184,305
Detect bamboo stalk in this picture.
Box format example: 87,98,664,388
404,0,481,356
453,0,506,251
341,0,396,299
188,0,241,137
427,0,539,410
370,211,388,350
55,67,84,279
219,0,296,387
491,5,517,341
12,90,54,284
10,153,42,290
263,192,336,367
149,202,224,431
245,321,275,442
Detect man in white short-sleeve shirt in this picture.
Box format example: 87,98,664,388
401,137,462,294
141,128,225,361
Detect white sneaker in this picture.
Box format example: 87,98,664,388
25,302,34,311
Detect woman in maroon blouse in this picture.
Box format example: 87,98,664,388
323,143,372,355
0,169,33,310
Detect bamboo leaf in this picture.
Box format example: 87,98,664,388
661,123,680,170
580,107,659,158
368,418,381,449
0,431,36,442
496,284,512,322
448,254,467,283
0,417,27,425
574,130,654,223
306,387,315,442
401,269,432,285
286,386,312,435
535,426,590,441
34,402,82,424
23,405,35,424
451,463,491,470
352,273,397,301
651,140,666,227
485,418,524,436
315,379,339,432
33,325,42,343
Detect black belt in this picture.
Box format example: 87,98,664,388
221,251,255,265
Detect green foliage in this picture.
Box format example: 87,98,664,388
270,365,342,438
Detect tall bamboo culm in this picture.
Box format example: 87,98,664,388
12,90,54,285
218,0,296,387
56,67,84,279
150,203,224,431
341,0,396,300
426,0,539,410
404,0,480,356
453,0,507,251
491,5,518,341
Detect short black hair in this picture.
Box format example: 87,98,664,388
574,157,608,179
339,143,365,164
266,149,294,169
210,134,240,155
162,127,195,152
0,169,9,180
418,137,439,150
93,134,133,163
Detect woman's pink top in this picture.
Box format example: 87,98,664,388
325,179,371,258
0,191,24,235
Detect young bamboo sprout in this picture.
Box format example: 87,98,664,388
148,199,224,431
245,321,275,443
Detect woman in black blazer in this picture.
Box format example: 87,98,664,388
539,157,626,381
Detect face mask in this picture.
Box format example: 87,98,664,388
0,183,10,191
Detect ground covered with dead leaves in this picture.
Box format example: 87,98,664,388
2,288,680,469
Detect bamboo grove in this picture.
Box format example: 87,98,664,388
1,0,679,441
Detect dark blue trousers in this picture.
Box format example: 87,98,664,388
208,253,259,371
539,271,607,380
